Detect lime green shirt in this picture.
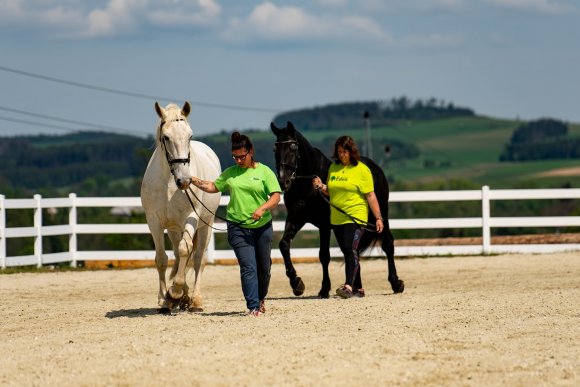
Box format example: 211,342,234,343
214,163,281,229
327,161,374,225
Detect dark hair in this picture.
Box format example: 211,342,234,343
231,131,253,152
332,135,361,165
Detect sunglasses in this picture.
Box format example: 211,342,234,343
231,151,250,161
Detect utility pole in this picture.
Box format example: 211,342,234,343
363,110,372,159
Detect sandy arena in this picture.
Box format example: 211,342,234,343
1,252,578,386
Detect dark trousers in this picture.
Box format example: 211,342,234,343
227,221,273,311
333,223,364,289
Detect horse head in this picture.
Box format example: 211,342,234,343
155,101,193,190
271,121,300,191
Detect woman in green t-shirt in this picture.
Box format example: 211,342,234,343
192,132,281,316
312,136,384,299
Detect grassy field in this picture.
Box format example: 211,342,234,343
243,116,580,189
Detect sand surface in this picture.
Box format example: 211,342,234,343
1,253,579,386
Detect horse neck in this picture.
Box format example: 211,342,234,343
296,133,330,178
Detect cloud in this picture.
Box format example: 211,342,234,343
0,0,222,38
482,0,576,14
85,0,222,37
357,0,465,12
315,0,348,6
400,33,464,47
222,1,392,45
0,0,86,30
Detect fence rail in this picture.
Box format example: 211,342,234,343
2,186,580,268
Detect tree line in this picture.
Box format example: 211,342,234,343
272,96,475,132
500,118,580,161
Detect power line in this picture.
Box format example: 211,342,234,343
0,64,281,113
0,105,138,134
0,114,105,133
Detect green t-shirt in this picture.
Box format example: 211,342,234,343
214,163,281,229
327,161,374,225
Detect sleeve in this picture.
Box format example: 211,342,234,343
263,166,282,195
358,163,374,195
213,169,229,192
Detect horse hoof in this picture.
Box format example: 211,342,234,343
187,306,203,313
392,280,405,294
292,278,305,296
167,287,183,301
318,290,330,299
157,307,171,315
179,295,191,311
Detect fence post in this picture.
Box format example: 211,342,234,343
0,195,5,269
69,193,78,268
34,194,43,268
481,185,491,255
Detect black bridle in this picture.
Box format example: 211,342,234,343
159,118,191,171
274,138,314,182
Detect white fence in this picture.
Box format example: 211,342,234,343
1,186,580,268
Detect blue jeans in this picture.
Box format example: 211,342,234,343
227,221,273,311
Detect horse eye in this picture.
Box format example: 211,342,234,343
163,135,169,141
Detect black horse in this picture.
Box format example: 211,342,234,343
271,121,405,298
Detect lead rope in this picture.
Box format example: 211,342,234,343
293,175,378,232
313,184,378,232
184,187,257,232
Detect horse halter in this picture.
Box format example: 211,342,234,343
159,118,191,170
274,139,299,181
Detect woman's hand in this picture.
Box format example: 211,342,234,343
191,176,218,193
312,176,323,190
312,176,328,196
192,176,205,191
375,218,384,233
252,207,266,221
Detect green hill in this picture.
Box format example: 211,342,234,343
1,100,580,199
233,115,580,189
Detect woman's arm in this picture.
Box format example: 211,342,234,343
365,191,384,233
191,177,219,193
252,192,281,220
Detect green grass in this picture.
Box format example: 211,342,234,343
208,115,580,189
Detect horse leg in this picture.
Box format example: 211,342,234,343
167,225,194,303
187,228,209,312
318,226,332,298
149,223,171,313
383,227,405,293
280,219,306,296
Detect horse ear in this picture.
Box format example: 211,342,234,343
287,121,295,132
155,102,164,118
270,122,279,134
182,101,191,117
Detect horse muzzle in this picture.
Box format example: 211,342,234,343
174,176,192,190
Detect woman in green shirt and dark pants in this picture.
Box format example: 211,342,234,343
192,132,281,316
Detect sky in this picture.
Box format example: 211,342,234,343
0,0,578,138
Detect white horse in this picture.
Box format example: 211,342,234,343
141,101,221,313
